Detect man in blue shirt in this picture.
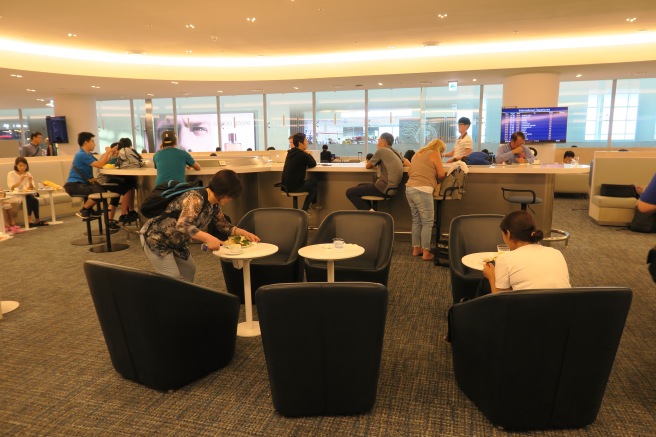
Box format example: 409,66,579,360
637,173,656,214
153,130,201,186
64,132,118,219
495,132,535,164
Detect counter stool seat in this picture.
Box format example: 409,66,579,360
88,192,129,253
501,187,570,246
275,183,308,210
361,186,397,211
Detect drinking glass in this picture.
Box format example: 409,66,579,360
333,238,345,249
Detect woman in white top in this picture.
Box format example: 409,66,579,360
7,157,47,227
483,210,570,293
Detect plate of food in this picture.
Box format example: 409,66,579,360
226,235,256,249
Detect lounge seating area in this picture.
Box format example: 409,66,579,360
2,196,654,435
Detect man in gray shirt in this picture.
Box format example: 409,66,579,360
346,132,406,210
495,131,535,164
21,132,43,157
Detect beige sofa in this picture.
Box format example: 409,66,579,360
588,151,656,226
1,156,82,225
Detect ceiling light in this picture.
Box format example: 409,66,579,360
147,93,155,96
293,86,299,90
185,50,193,53
626,18,637,23
10,74,22,78
217,90,223,93
378,82,383,86
576,74,583,78
318,8,324,12
91,85,100,88
250,89,263,92
185,24,195,29
171,81,179,85
472,78,477,82
247,17,256,22
67,33,77,37
36,98,44,101
438,14,448,19
45,102,54,107
26,89,36,92
210,36,218,41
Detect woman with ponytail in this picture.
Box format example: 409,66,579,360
483,210,570,293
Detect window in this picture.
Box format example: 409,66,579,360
558,80,613,147
175,97,219,152
219,95,264,151
315,90,365,158
266,92,313,150
613,78,656,147
368,88,421,156
97,100,132,148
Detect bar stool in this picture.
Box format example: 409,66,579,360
274,183,308,210
70,195,107,246
88,192,129,253
501,187,570,246
361,186,397,211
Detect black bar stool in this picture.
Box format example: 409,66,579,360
361,186,397,211
274,183,308,210
88,192,129,253
70,195,106,246
501,187,570,246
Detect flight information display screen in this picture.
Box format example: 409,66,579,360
500,107,568,143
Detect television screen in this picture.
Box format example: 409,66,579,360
46,116,69,143
500,107,567,143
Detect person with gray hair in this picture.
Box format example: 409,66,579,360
346,132,408,210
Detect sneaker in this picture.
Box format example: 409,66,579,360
76,208,91,219
10,225,24,234
127,210,139,221
108,220,121,231
90,209,102,218
309,203,323,211
117,214,128,223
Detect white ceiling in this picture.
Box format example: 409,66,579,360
1,0,656,109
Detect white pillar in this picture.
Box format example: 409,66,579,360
52,94,97,155
502,73,560,162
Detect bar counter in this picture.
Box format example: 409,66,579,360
101,160,589,235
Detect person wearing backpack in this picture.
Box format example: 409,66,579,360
140,169,259,282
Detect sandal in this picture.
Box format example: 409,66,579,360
36,220,49,226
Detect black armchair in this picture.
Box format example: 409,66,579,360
449,287,632,431
83,260,240,391
221,208,308,303
448,214,504,303
255,282,388,416
304,210,394,285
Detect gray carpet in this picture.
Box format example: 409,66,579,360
1,198,655,436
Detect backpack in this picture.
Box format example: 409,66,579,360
117,148,144,169
140,180,207,218
438,168,467,200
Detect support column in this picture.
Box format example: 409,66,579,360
502,73,560,163
52,94,98,155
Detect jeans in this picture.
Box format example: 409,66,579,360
346,183,385,210
140,235,196,282
405,187,434,250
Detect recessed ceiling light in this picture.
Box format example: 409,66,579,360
293,86,299,90
26,89,36,92
626,17,637,23
576,74,583,78
147,93,155,96
185,24,195,29
91,85,100,88
171,81,179,85
472,78,477,82
378,83,383,86
318,8,324,12
10,74,22,78
67,33,77,37
210,36,218,41
36,98,44,101
438,14,448,18
250,89,263,92
217,90,223,93
247,17,256,22
185,50,193,53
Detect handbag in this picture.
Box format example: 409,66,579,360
600,184,637,198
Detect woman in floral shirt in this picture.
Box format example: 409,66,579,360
141,169,259,282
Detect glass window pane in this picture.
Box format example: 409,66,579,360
175,97,219,152
97,100,133,149
132,99,148,153
368,88,420,156
614,78,656,147
219,94,264,151
266,92,313,151
558,80,613,147
424,85,481,154
0,109,21,142
22,107,54,153
315,90,365,159
481,84,502,152
152,98,175,149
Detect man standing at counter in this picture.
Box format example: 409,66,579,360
281,132,318,211
443,117,473,163
495,131,535,164
154,130,201,186
346,132,405,210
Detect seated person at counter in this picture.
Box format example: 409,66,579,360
346,132,407,210
64,132,119,219
153,130,201,186
495,131,535,164
141,170,259,282
443,117,473,163
482,210,570,294
563,150,575,164
637,173,656,214
320,144,333,163
280,132,319,211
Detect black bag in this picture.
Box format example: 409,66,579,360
648,246,656,283
600,184,637,198
629,207,656,233
141,180,206,218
